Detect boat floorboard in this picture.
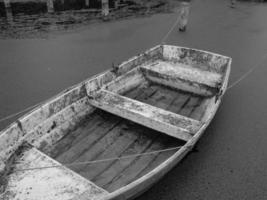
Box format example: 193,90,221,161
48,83,207,192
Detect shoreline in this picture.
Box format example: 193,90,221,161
0,0,182,39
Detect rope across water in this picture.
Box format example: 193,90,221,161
12,146,183,172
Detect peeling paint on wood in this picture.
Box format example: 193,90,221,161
1,145,108,200
141,61,222,96
142,61,222,88
163,45,230,73
89,90,201,141
104,68,146,94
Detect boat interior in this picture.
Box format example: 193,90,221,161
0,45,230,199
47,58,224,192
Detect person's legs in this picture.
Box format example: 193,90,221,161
230,0,236,8
178,2,190,32
179,26,186,32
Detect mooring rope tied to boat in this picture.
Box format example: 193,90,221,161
12,146,183,172
160,15,180,44
226,53,267,90
0,104,39,123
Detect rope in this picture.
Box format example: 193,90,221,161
160,15,180,44
0,14,180,125
0,103,41,123
13,146,182,172
227,53,267,90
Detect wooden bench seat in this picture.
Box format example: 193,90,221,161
141,61,222,96
89,90,202,141
3,145,108,200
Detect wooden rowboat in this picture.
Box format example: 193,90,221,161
0,45,231,200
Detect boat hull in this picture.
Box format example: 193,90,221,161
0,45,231,200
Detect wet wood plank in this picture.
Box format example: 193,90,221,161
49,112,107,158
92,129,159,188
50,83,206,193
92,86,180,189
134,93,193,179
104,134,172,192
53,87,148,163
71,123,137,175
190,98,209,121
80,87,161,181
165,92,190,114
61,86,160,180
179,96,201,117
55,114,122,164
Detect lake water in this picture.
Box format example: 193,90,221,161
1,0,267,199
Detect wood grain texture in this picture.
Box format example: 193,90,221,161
89,89,201,141
50,83,207,192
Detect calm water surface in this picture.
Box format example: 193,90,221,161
1,0,267,199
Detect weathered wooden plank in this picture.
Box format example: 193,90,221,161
134,96,190,180
145,85,180,110
128,84,194,118
143,69,213,96
2,145,108,200
68,87,159,175
179,96,201,117
104,134,171,192
77,124,141,180
189,98,209,121
124,83,158,102
54,86,148,163
82,87,161,182
104,68,146,95
56,114,122,164
162,45,230,73
67,123,125,173
134,96,202,179
165,92,189,114
142,61,222,87
50,111,109,159
141,61,221,96
92,131,158,188
89,90,201,141
92,86,178,189
103,89,186,190
93,87,191,191
135,145,178,182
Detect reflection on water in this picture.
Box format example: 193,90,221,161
0,0,181,39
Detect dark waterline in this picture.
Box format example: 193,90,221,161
1,0,267,199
